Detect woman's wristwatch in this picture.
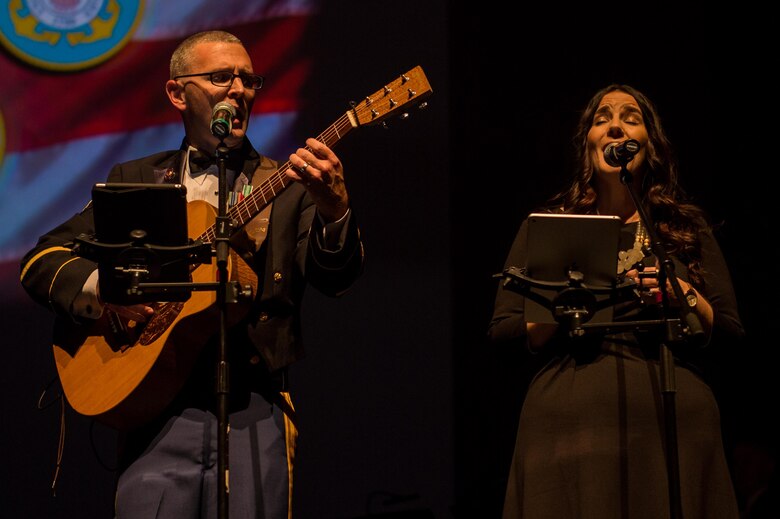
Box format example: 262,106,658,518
684,287,698,308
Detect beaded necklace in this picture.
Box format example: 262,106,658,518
617,220,650,274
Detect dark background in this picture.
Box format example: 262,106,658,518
2,3,777,518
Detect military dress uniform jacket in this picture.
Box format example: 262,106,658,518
20,140,365,375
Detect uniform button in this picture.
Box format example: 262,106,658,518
164,168,176,181
249,355,261,365
273,272,282,283
259,312,269,322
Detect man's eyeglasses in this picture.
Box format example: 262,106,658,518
173,71,264,90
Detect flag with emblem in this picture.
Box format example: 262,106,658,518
0,0,317,293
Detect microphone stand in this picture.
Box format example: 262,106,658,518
618,159,705,519
215,139,232,519
71,134,246,518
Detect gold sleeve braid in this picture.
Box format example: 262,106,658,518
19,246,72,282
20,247,83,309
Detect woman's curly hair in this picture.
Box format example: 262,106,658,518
546,84,708,285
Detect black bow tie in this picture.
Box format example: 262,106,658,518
189,149,244,176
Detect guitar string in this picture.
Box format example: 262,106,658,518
198,113,354,245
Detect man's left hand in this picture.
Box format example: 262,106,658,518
288,138,350,222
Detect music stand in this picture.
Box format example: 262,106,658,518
522,213,623,328
74,183,212,303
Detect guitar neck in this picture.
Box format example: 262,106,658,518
198,113,356,243
196,64,432,243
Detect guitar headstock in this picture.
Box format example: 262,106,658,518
349,65,432,127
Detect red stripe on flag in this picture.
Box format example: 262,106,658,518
0,16,312,154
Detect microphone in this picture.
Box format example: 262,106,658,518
604,139,640,167
210,102,236,138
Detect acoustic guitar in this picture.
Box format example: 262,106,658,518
52,66,432,430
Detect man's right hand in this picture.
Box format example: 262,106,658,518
103,303,155,323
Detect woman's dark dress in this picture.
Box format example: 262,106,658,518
489,219,744,519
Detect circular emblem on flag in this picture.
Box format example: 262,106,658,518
0,0,144,71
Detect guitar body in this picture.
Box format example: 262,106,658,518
52,200,256,430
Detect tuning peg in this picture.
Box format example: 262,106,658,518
418,102,428,110
399,113,409,120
